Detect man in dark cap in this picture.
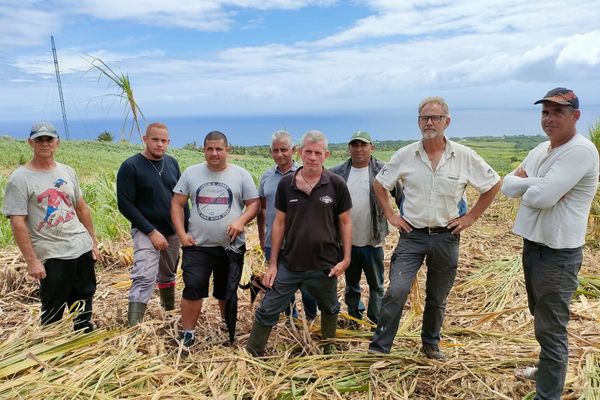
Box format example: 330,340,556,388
502,88,599,399
3,122,100,332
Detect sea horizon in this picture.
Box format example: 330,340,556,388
2,106,599,148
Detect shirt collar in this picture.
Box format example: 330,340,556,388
276,161,299,175
415,137,455,158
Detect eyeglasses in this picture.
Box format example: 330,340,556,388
418,115,446,123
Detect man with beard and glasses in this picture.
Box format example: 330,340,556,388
369,97,500,360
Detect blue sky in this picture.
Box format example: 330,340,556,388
1,0,599,140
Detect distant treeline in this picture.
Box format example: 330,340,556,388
182,134,547,156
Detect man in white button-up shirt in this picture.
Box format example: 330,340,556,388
369,96,500,359
502,88,599,400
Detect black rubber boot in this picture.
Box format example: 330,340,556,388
321,313,338,354
246,320,273,357
127,302,147,327
159,286,176,311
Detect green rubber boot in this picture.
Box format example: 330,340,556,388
321,313,338,355
127,302,147,327
159,286,176,311
246,320,273,357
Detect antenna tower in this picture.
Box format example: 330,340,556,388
51,35,70,139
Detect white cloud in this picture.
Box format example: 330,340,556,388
61,0,336,31
12,48,165,76
556,31,600,68
0,4,61,47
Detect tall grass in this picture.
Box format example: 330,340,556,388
587,119,600,245
86,57,145,143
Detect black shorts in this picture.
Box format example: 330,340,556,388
181,246,229,301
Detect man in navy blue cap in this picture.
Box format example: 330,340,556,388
503,88,599,399
3,122,100,332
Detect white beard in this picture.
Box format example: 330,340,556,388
422,130,442,140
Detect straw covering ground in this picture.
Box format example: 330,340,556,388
1,191,599,399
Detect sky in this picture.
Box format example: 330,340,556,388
1,0,599,144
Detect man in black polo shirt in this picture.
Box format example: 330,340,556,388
246,130,352,356
117,122,188,326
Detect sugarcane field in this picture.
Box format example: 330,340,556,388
1,167,599,400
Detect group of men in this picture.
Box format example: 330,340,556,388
4,87,597,400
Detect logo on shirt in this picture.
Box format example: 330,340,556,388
320,195,333,204
36,178,76,231
195,181,233,221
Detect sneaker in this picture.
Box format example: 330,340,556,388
422,343,446,360
515,367,537,381
179,331,195,347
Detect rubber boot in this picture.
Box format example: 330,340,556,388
246,320,273,357
321,313,338,354
127,302,147,327
159,286,176,311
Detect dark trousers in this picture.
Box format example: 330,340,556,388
523,240,582,400
265,247,318,320
370,230,459,353
344,245,384,324
255,264,340,326
40,250,97,332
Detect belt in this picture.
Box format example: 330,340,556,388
413,226,451,235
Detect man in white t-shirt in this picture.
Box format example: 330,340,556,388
171,130,259,347
369,97,500,359
330,131,401,327
502,88,599,400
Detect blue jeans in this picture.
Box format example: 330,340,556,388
344,245,384,324
523,240,582,400
255,263,339,326
265,247,317,320
370,229,459,353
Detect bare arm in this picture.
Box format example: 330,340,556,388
373,179,412,232
75,197,101,261
10,215,46,280
263,209,285,288
171,193,195,246
227,197,260,242
329,210,352,277
447,181,501,234
257,197,267,251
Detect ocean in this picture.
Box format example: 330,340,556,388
2,107,599,147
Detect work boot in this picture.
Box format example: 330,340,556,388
320,313,338,354
127,302,147,327
246,320,273,357
159,286,176,311
422,343,446,360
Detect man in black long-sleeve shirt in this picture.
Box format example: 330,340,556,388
117,122,188,326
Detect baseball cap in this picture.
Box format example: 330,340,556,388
348,131,373,144
534,87,579,109
30,121,59,140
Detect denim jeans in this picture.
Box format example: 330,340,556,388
265,247,318,320
255,263,339,326
344,245,384,324
523,239,582,400
369,229,459,353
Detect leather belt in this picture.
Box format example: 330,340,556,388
413,226,451,235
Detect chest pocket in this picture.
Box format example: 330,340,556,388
434,174,465,197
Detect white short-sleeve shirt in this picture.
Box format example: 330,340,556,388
376,139,499,228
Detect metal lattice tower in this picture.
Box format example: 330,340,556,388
51,35,70,139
